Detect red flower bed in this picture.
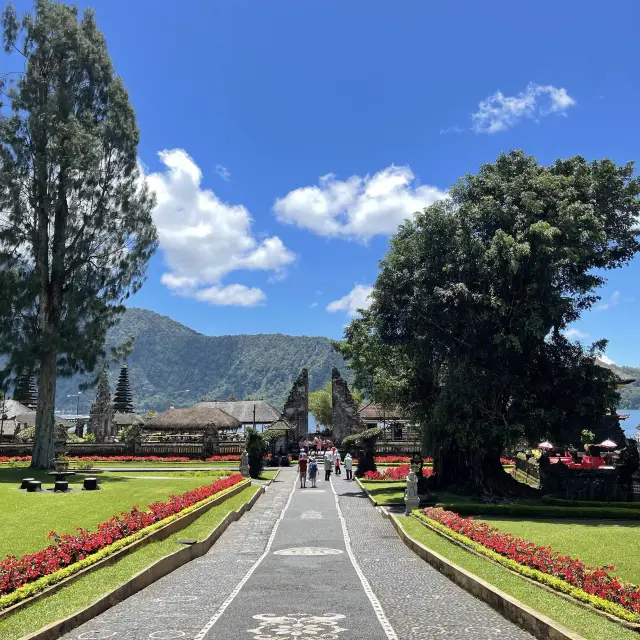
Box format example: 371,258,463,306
0,455,243,463
0,474,244,597
364,464,434,481
374,456,434,464
422,507,640,616
500,457,515,465
205,455,241,462
0,456,31,463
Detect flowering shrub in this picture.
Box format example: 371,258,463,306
420,507,640,620
364,464,434,481
373,456,434,464
0,455,243,463
0,474,244,598
500,457,515,466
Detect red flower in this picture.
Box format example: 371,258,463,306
422,507,640,616
0,474,244,598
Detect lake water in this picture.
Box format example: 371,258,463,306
618,410,640,437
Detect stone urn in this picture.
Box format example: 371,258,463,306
53,458,69,472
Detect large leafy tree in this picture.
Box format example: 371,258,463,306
0,1,157,468
339,151,639,494
308,381,333,428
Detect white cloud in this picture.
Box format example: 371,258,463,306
273,165,446,240
309,302,318,309
327,284,373,317
216,164,231,182
147,149,295,307
472,83,576,134
595,290,620,311
440,125,462,135
563,328,589,340
599,354,615,365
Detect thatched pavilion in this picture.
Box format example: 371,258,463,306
143,406,241,436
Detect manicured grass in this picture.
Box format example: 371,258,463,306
94,461,238,468
113,469,232,479
0,467,232,559
257,470,279,481
482,516,640,585
360,480,404,505
0,485,260,640
398,516,637,640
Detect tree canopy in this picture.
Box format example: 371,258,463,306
339,151,640,494
0,0,157,467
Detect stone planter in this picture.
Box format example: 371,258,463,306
54,460,70,472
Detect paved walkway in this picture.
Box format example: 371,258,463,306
62,468,533,640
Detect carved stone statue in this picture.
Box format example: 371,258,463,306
240,450,250,478
404,469,420,514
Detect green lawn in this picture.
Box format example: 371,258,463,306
399,516,637,640
0,467,233,559
359,480,405,505
482,516,640,585
257,469,279,481
0,485,260,640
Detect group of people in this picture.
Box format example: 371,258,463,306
297,447,353,488
299,436,335,456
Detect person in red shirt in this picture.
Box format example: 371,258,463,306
298,454,308,488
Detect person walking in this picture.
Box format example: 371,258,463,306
323,454,332,482
344,452,353,480
298,454,308,488
308,456,318,488
333,448,341,476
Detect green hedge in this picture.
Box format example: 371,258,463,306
541,496,640,509
436,502,640,519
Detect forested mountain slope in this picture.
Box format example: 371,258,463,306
55,308,349,413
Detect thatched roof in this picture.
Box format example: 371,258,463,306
14,412,74,428
1,399,29,421
358,402,406,421
196,400,281,424
266,418,294,432
113,412,145,427
143,406,240,432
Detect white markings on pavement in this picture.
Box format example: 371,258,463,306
77,633,117,639
192,475,298,640
330,478,398,640
247,613,347,638
153,596,197,603
300,510,323,519
149,632,185,639
274,547,343,556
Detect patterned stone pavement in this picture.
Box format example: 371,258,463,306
60,468,533,640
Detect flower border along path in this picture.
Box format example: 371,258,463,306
0,474,248,615
415,507,640,630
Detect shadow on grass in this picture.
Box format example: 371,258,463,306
0,467,131,486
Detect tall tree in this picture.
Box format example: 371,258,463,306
113,364,134,413
340,151,639,494
0,1,157,468
309,381,333,428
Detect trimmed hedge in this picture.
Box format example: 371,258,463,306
541,496,640,509
0,479,248,611
414,512,640,624
437,502,640,520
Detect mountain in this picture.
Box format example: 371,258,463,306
602,362,640,410
55,308,350,413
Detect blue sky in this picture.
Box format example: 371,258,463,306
9,0,640,364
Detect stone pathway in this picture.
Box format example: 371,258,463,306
62,468,533,640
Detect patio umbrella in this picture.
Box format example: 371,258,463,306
599,439,617,449
537,441,554,450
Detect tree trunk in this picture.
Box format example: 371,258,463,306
433,440,529,497
31,348,57,469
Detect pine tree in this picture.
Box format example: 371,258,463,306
13,373,38,409
113,364,134,414
0,1,157,468
89,370,113,441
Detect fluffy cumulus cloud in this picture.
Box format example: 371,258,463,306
147,149,295,306
273,165,446,240
562,328,589,340
472,83,576,134
326,284,373,317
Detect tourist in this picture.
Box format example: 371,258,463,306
308,457,318,488
323,454,332,481
344,453,353,480
298,453,308,488
333,448,341,476
312,436,318,454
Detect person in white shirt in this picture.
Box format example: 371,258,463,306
332,448,341,476
344,453,353,480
